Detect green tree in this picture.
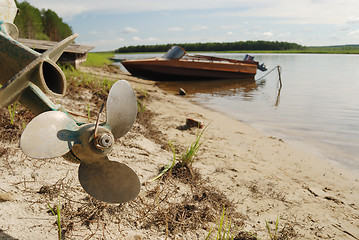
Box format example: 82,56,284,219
115,40,304,53
14,1,49,40
42,9,72,41
14,1,73,41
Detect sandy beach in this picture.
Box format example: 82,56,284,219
1,66,358,239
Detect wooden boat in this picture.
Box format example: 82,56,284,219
121,46,267,80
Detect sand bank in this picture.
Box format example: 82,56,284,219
0,66,358,239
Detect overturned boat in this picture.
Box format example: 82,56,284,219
121,46,267,80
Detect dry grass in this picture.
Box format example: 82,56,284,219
0,65,298,239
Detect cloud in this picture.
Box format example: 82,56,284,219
80,37,124,50
191,25,209,31
19,0,359,26
346,16,359,24
219,25,242,30
132,36,141,41
335,24,350,31
18,0,254,20
168,27,184,32
263,31,273,37
349,29,359,36
122,27,138,34
147,37,160,42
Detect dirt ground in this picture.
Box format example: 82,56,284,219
0,65,358,239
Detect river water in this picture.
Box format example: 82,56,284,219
115,53,359,172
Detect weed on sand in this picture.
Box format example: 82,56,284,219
0,64,298,239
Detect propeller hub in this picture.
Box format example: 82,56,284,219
71,124,115,161
95,132,114,149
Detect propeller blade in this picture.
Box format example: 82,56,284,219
20,111,79,159
106,80,137,138
78,157,140,203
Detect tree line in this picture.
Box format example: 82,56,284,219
115,41,305,53
14,1,73,41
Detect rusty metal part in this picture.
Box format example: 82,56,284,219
0,33,79,110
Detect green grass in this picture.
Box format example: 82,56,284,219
8,103,18,125
241,216,283,240
48,195,62,240
265,216,280,240
151,125,208,181
61,64,115,92
206,206,236,240
179,125,208,168
150,141,177,182
82,51,115,67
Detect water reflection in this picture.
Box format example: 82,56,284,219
156,78,266,101
117,53,359,171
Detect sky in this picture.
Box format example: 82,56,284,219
18,0,359,51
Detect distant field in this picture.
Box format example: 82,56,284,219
301,46,359,54
212,46,359,54
82,52,115,67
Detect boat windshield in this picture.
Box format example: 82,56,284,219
162,46,186,60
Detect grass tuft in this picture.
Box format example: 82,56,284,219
47,195,62,240
7,103,18,125
151,125,208,181
179,124,208,168
265,216,280,240
206,206,237,240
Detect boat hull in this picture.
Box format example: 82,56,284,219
121,58,257,80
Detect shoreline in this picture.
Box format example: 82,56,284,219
107,67,359,238
0,66,358,239
188,99,359,176
154,77,359,176
83,66,359,238
127,70,359,239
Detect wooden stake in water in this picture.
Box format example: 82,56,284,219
277,66,282,88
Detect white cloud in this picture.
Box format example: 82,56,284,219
19,0,359,26
349,29,359,36
346,16,359,24
80,37,124,50
18,0,255,20
263,32,274,37
206,0,359,25
18,0,359,49
147,37,160,42
335,24,350,31
219,25,242,30
122,27,138,34
168,27,183,32
191,25,208,31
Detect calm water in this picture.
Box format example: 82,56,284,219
115,53,359,172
